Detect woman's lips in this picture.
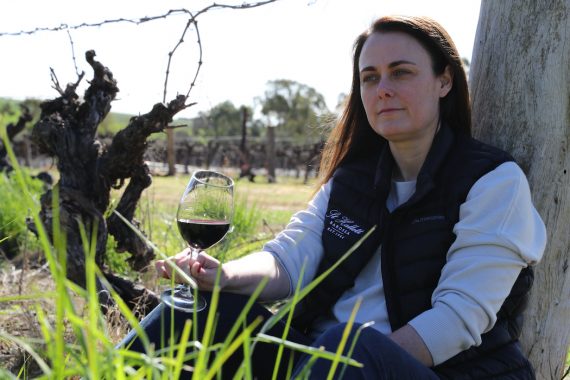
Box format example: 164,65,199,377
378,108,402,115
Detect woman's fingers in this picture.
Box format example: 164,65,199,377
155,257,188,281
155,259,171,279
195,251,220,268
190,261,203,278
154,250,225,291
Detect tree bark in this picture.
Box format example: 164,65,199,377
266,126,276,183
30,50,191,313
238,107,255,181
166,129,176,176
470,1,569,378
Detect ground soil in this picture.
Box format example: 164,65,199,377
0,253,57,375
0,251,127,377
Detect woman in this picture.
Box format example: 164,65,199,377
130,15,546,379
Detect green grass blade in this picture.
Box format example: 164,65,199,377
255,334,362,368
172,319,193,379
204,316,263,380
260,226,376,335
326,298,362,380
112,209,199,289
0,292,58,302
0,368,18,380
34,304,54,362
194,284,221,378
295,352,320,379
271,261,307,380
95,267,153,353
337,321,374,380
50,185,68,380
77,219,103,379
217,276,268,354
240,322,253,380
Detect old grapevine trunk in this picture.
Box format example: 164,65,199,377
470,1,569,378
31,50,190,313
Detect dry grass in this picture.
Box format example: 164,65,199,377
0,173,317,376
146,173,315,212
141,172,316,234
0,258,83,375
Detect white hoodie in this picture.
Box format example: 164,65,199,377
263,161,547,365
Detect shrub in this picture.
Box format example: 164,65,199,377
0,171,43,260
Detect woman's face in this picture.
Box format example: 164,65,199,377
359,32,452,145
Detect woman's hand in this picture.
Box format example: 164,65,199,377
156,250,290,301
155,249,224,291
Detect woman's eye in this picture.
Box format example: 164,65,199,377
392,69,410,78
361,74,379,84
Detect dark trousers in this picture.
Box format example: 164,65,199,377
120,291,439,379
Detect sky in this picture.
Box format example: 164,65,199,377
0,0,481,119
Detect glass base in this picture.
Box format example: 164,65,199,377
161,285,207,313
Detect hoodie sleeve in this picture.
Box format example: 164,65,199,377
262,180,332,296
408,161,547,365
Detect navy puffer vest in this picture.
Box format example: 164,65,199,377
292,126,535,379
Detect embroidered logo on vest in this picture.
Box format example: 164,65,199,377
325,209,365,240
411,215,445,224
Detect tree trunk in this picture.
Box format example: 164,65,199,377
470,1,569,378
30,50,191,314
166,128,176,176
239,107,255,182
266,126,276,183
240,107,248,154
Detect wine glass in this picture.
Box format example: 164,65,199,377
161,170,234,312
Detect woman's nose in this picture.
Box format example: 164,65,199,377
376,79,394,98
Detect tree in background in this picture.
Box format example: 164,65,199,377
470,1,569,378
258,79,329,141
195,101,255,138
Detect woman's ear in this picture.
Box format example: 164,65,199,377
439,65,453,97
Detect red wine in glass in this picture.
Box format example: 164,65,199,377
177,219,231,251
161,170,234,313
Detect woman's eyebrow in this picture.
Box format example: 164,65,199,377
388,60,416,68
360,66,376,73
360,60,416,73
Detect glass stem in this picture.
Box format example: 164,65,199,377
182,247,200,293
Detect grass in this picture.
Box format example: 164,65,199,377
94,169,315,278
1,116,368,378
145,173,315,227
3,118,568,378
0,170,44,262
128,172,315,266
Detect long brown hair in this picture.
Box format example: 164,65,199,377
316,15,471,188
